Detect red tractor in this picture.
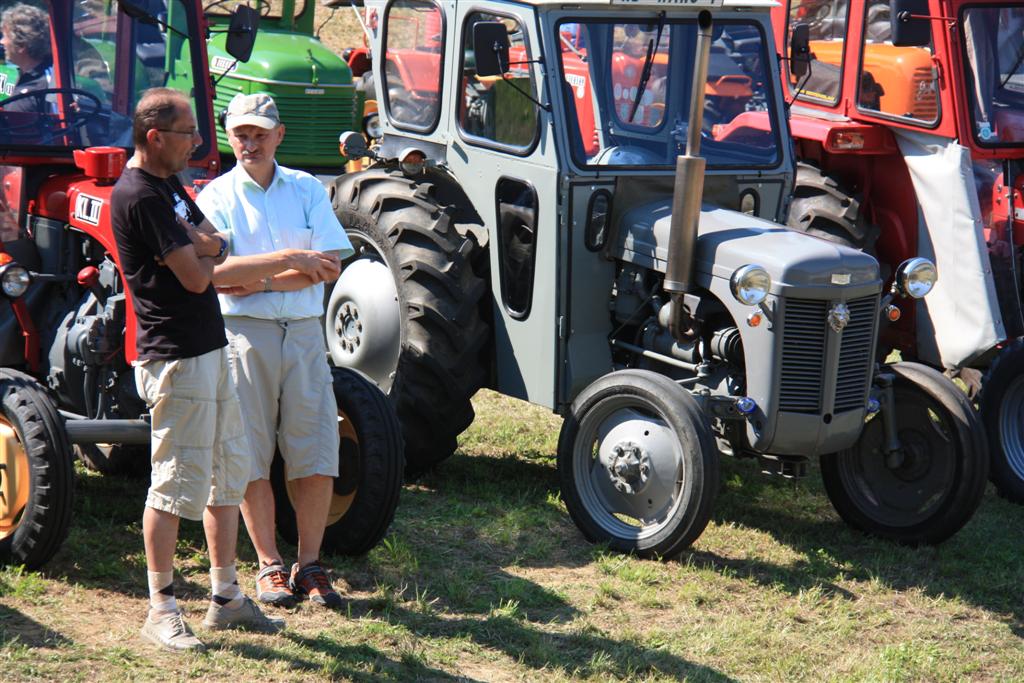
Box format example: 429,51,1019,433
0,0,403,570
769,0,1024,500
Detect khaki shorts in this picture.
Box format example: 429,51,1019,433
135,347,251,521
225,316,339,482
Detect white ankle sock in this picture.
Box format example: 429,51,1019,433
211,565,244,609
147,570,177,614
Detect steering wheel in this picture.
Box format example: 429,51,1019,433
204,0,272,17
0,88,104,142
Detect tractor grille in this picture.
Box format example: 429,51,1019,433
834,295,879,412
212,81,359,164
778,294,879,415
778,298,828,413
911,67,938,121
271,90,358,155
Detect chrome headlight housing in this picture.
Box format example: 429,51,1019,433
894,257,937,299
362,112,382,140
730,264,771,306
0,263,31,298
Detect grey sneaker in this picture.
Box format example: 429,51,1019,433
140,610,206,653
202,595,286,632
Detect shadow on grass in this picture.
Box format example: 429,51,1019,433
221,633,470,682
0,604,72,648
705,457,1024,633
44,434,1024,680
332,597,736,681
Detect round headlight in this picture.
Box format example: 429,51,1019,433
363,113,382,140
730,265,771,306
895,257,937,299
1,264,31,298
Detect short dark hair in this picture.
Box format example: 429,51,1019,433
132,88,189,147
1,3,50,63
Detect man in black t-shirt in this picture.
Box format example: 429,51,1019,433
111,88,283,653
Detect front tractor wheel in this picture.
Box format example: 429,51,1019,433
327,168,489,475
0,370,74,569
271,367,404,556
821,362,988,545
557,370,720,559
978,339,1024,503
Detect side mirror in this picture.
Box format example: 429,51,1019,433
891,0,931,47
473,21,510,78
339,130,369,159
790,23,810,79
225,5,259,63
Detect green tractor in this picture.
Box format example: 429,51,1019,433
204,0,361,169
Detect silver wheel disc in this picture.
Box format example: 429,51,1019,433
573,398,686,542
326,255,401,393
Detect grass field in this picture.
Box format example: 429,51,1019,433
2,389,1023,682
1,8,1021,683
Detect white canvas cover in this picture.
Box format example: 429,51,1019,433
894,129,1005,368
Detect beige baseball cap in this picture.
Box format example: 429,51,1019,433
225,92,280,130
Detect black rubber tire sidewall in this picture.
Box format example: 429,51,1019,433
978,339,1024,502
272,367,404,557
821,362,988,545
0,370,74,569
557,369,719,559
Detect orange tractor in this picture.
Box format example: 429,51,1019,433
770,0,1024,500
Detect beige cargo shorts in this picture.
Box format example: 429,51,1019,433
135,346,251,521
225,316,339,482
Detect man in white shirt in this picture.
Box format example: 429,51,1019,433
197,93,353,609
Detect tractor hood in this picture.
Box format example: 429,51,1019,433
615,200,880,292
207,30,353,86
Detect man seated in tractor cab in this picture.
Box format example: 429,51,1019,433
0,2,53,115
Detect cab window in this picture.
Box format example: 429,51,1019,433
857,0,940,124
787,0,849,104
457,12,538,150
383,0,444,132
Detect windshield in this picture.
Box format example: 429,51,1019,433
0,0,210,154
961,5,1024,146
557,19,780,169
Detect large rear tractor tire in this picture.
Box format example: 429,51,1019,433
0,370,74,569
977,339,1024,503
821,362,988,545
327,168,489,475
271,367,404,556
557,370,719,559
787,161,879,253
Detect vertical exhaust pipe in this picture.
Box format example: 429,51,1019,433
664,10,713,341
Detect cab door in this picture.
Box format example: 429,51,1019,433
445,3,562,408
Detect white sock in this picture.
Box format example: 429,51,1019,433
147,570,177,615
210,565,244,609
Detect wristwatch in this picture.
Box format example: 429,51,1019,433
215,236,228,259
263,276,273,293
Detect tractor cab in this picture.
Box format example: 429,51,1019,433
0,1,233,170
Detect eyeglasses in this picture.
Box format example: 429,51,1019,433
156,128,199,136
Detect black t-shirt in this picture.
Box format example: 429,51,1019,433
6,59,52,114
111,167,226,361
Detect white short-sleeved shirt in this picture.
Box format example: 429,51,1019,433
196,162,353,320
